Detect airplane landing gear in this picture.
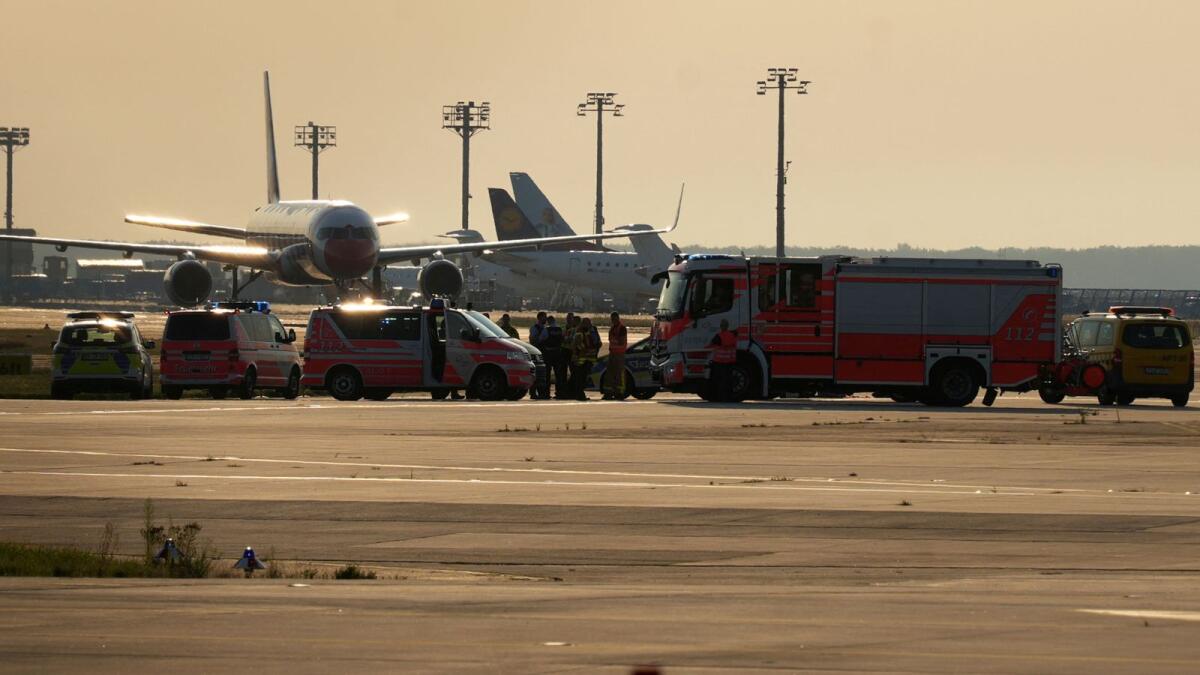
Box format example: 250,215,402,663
226,266,263,301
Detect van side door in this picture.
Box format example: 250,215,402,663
379,310,423,387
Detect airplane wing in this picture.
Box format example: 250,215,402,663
125,214,248,239
373,212,410,227
0,234,274,268
375,226,675,267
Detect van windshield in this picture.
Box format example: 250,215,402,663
656,271,688,318
465,311,508,339
1123,323,1189,349
165,313,230,341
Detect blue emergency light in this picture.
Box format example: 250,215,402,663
210,301,271,313
429,298,445,310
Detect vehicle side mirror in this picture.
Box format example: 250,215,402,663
143,340,156,349
287,328,296,343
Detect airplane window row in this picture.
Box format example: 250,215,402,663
586,261,634,268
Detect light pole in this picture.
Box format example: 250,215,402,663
1,127,30,302
756,68,809,258
293,121,336,200
442,101,490,230
577,92,623,246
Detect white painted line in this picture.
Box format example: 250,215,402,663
0,469,1044,495
0,447,1081,494
0,400,602,416
1078,609,1200,622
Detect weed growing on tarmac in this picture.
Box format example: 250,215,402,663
174,480,188,487
131,460,163,466
899,500,912,507
334,564,376,580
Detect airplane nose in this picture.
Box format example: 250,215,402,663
322,239,378,278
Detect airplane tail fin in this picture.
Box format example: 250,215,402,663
264,71,281,204
510,172,574,237
615,224,675,268
489,188,543,241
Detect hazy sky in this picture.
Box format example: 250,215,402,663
1,1,1197,249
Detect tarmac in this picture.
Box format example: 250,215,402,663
1,392,1199,672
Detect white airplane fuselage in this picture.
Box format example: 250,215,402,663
246,200,380,285
495,249,661,298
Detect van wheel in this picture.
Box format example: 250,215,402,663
163,385,183,400
632,388,657,400
364,389,392,401
327,367,363,401
282,368,301,400
1116,393,1136,406
210,386,228,399
238,368,257,400
931,363,979,407
1171,393,1189,408
1038,386,1067,404
470,367,506,401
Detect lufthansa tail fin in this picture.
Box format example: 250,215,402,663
264,71,281,204
489,188,544,241
510,172,574,237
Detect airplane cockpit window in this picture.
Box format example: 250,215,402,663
351,226,376,240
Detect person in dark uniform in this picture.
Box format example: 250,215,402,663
542,316,567,399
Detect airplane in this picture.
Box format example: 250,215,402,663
484,184,682,306
0,73,668,307
504,172,607,251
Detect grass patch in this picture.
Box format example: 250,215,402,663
334,564,376,580
0,542,154,578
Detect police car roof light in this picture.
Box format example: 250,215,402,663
429,298,445,310
210,301,271,313
1109,306,1173,317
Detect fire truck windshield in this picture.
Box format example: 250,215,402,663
656,271,688,318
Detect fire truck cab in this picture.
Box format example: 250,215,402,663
302,300,536,401
650,255,1063,406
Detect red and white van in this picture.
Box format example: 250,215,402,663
160,302,302,400
301,301,536,401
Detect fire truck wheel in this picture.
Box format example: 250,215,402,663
237,368,257,400
163,385,183,400
931,363,979,407
727,363,753,402
470,366,507,401
1038,386,1067,404
327,367,364,401
1097,386,1116,406
1116,393,1136,406
1171,393,1189,408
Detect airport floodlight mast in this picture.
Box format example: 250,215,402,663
756,68,809,257
577,92,623,246
1,127,30,303
293,121,336,200
442,101,490,230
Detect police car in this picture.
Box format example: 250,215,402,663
51,311,155,399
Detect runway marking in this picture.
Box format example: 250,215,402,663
0,400,601,416
0,447,1083,494
1078,609,1200,622
0,469,1047,495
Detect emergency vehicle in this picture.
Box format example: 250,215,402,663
1042,307,1193,407
160,301,302,400
650,255,1063,406
51,311,154,399
301,300,536,401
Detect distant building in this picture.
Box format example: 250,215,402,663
75,259,145,282
3,228,37,275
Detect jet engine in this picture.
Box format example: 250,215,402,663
163,259,213,307
418,259,463,300
274,243,327,286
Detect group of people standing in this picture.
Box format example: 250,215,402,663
527,311,628,401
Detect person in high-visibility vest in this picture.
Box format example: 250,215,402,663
602,311,628,400
709,319,738,402
569,317,600,400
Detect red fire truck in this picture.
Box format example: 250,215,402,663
650,255,1063,406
